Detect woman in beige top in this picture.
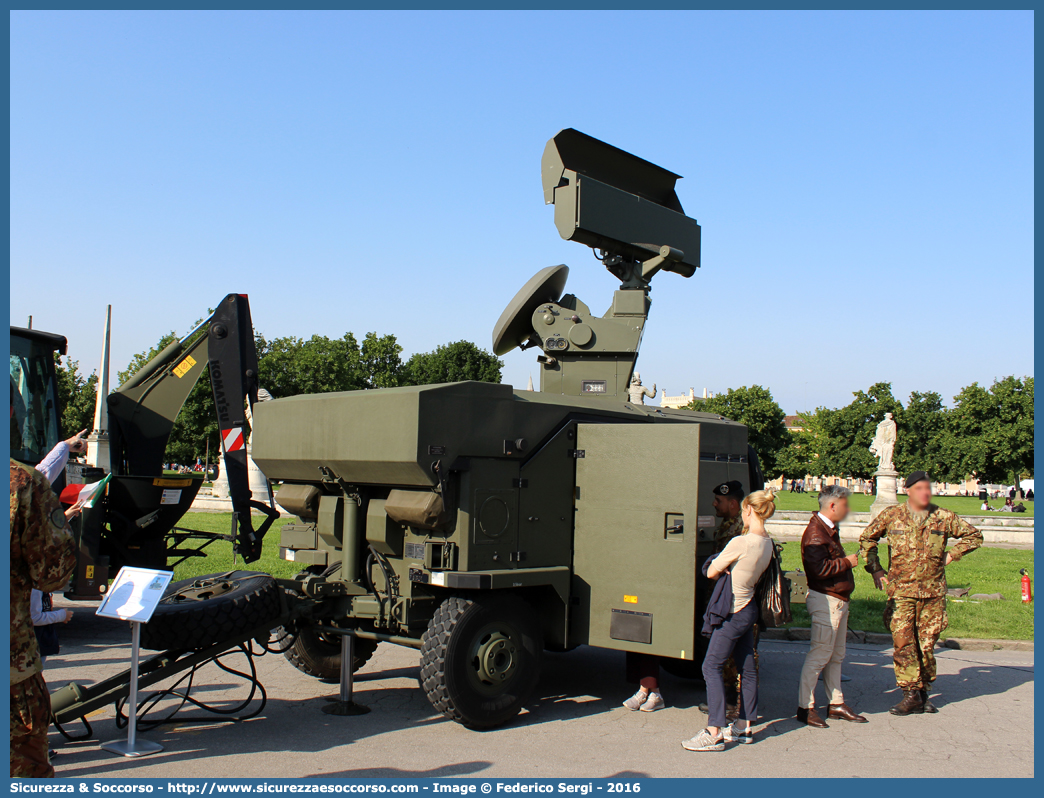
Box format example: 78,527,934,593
683,490,776,752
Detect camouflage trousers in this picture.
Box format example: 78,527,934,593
723,623,760,698
886,596,947,691
10,671,54,778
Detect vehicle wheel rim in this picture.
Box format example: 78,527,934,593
470,628,519,691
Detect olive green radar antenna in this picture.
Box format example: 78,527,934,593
492,128,701,399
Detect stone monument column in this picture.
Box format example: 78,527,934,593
870,466,900,518
869,412,899,519
210,450,231,499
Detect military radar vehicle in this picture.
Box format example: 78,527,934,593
238,129,761,728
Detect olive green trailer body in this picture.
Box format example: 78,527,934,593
251,382,752,726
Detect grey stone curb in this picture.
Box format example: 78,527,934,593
761,627,1033,651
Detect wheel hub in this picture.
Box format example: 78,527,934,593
474,631,518,685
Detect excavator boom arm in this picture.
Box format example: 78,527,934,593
106,294,276,562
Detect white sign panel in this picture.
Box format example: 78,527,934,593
96,567,173,623
159,489,182,505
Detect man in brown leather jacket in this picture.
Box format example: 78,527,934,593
795,485,868,727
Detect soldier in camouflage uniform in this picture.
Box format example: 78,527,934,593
10,460,78,778
859,470,982,716
712,481,745,554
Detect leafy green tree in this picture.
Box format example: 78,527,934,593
774,413,819,481
403,341,503,385
359,332,404,389
945,376,1034,486
691,385,789,475
814,382,901,479
116,332,177,387
55,355,98,438
895,390,948,477
256,332,365,397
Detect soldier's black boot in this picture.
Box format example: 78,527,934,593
921,689,938,713
889,689,925,716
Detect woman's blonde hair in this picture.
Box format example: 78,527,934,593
742,489,777,522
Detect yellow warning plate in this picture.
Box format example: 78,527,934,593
172,355,197,378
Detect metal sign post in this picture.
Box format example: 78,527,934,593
101,621,162,757
97,566,173,757
321,632,370,716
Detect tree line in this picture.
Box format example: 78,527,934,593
57,339,1033,488
689,378,1034,488
57,330,503,465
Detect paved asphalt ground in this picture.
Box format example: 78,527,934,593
45,597,1033,780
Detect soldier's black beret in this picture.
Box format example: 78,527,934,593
713,480,745,499
904,471,930,489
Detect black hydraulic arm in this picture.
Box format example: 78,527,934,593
207,295,277,561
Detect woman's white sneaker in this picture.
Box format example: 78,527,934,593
639,692,664,712
723,722,753,744
681,728,724,751
623,690,648,711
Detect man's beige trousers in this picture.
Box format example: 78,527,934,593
797,589,849,708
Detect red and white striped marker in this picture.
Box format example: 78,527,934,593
222,427,245,453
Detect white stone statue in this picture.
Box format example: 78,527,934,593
244,387,273,447
869,412,897,473
627,372,657,405
213,388,274,506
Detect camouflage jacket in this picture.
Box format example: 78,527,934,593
713,514,744,554
10,460,77,685
859,503,982,599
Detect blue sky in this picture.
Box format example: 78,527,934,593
10,10,1033,413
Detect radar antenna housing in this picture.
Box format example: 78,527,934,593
494,128,701,399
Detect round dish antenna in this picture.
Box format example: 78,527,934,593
491,265,569,356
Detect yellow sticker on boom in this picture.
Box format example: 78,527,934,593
623,595,638,604
173,355,197,378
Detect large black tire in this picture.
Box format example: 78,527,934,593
419,594,541,729
282,624,378,682
141,571,282,651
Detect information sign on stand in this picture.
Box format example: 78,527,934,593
96,566,173,757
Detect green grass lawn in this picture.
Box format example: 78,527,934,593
173,512,1034,641
173,513,301,581
778,540,1034,640
774,491,1033,517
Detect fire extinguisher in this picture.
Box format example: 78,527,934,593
1020,569,1032,603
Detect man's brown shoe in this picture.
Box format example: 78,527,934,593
796,707,829,728
920,690,938,713
828,703,868,723
889,689,925,716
